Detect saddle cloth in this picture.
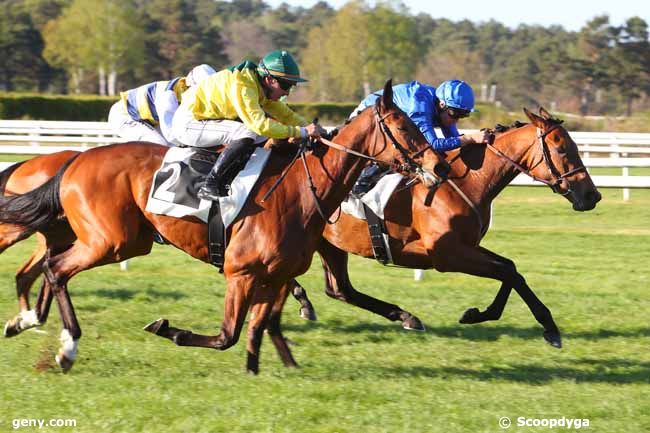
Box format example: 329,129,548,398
145,146,271,227
341,173,404,220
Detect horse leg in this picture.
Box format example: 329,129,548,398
4,236,53,337
290,279,317,321
42,251,83,373
145,275,255,351
245,284,286,375
318,239,424,331
459,247,513,324
15,234,47,311
437,243,561,348
266,282,298,369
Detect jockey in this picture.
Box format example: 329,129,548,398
350,79,493,196
108,64,216,146
172,50,327,200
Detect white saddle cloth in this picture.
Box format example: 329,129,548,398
145,146,271,227
341,173,404,220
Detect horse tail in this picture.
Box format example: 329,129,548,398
0,155,79,232
0,161,26,194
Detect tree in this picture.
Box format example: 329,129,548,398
43,0,144,95
0,0,50,91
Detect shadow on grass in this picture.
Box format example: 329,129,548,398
374,359,650,384
73,288,187,301
285,319,650,343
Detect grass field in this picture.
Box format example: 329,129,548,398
0,187,648,433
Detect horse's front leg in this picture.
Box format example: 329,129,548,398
436,243,561,348
458,247,514,324
266,281,298,369
317,239,424,331
145,274,254,351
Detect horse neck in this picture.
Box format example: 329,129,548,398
452,124,538,207
302,113,384,215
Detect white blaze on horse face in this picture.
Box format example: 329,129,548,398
57,328,79,361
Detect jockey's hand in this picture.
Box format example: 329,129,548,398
305,123,327,138
461,131,494,146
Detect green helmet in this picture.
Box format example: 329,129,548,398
258,50,307,83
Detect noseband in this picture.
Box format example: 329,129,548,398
486,124,587,196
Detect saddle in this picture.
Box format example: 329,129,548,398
146,146,272,271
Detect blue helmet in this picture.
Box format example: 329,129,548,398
435,80,476,112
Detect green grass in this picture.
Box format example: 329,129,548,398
0,187,648,432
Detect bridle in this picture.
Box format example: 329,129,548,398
261,104,434,223
445,122,588,237
486,123,587,196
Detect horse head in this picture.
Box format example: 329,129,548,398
522,107,601,211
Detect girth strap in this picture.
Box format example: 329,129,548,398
207,201,226,272
362,204,392,265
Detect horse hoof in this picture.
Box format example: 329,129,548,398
402,315,425,331
143,318,168,335
55,352,74,373
543,331,562,349
3,319,19,338
459,307,481,324
299,307,317,321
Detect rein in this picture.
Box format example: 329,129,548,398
444,123,588,235
262,106,432,224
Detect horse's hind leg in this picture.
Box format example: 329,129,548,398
290,279,317,321
15,234,47,311
4,235,50,337
318,239,424,331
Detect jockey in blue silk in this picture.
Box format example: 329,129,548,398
350,79,493,196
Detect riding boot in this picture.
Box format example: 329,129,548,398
351,163,386,198
198,138,255,201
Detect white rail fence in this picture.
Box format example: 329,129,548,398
0,120,648,275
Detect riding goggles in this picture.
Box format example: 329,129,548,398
445,106,471,119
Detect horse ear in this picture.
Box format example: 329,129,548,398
538,106,552,120
381,79,394,110
523,107,544,127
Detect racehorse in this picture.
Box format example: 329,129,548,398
0,151,79,331
0,80,439,374
0,151,318,334
291,107,601,348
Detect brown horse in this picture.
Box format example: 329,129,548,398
0,151,317,335
291,108,601,348
0,151,79,333
0,80,439,374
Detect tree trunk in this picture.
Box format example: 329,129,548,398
98,66,106,96
108,68,117,96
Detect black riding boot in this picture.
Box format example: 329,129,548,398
198,138,255,201
351,163,387,198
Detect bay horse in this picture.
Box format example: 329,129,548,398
0,151,79,334
0,151,317,335
292,107,601,348
0,80,439,374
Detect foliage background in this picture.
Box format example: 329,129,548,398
1,0,649,116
